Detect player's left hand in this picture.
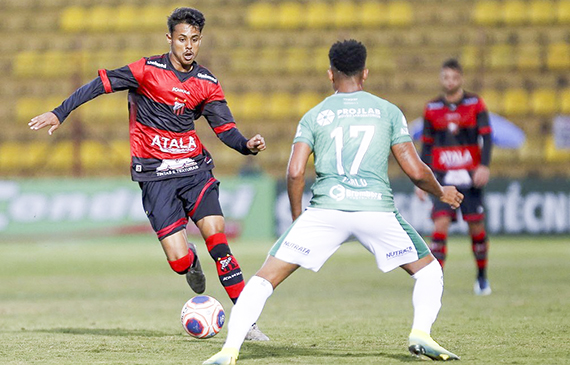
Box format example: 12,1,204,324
247,134,266,153
28,111,61,135
472,165,490,187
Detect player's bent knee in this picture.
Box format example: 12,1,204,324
168,253,191,274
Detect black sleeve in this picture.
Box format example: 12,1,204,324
104,65,139,92
420,118,434,166
480,133,492,166
51,77,105,123
217,128,254,155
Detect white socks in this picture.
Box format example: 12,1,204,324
411,260,444,335
223,275,274,350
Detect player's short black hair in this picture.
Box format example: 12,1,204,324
442,58,463,73
328,39,367,76
168,7,205,34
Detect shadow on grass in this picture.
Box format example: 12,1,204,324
31,327,173,337
241,342,417,362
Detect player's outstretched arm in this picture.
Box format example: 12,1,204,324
392,142,463,209
28,112,61,136
246,134,266,153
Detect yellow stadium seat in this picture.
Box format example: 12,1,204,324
0,142,23,170
16,96,62,121
546,43,570,70
121,49,146,66
224,93,243,118
503,89,530,115
560,89,570,114
461,45,481,70
285,47,310,74
258,48,283,74
557,0,570,23
502,0,527,25
80,140,107,169
86,6,114,32
480,90,503,114
529,0,555,24
295,92,322,116
333,1,358,28
241,92,266,119
387,1,413,27
278,2,304,29
531,89,558,116
486,44,515,70
306,2,332,28
247,3,275,29
42,50,79,78
142,5,168,31
109,140,131,166
473,1,501,25
13,51,36,77
268,93,294,119
367,47,395,72
47,141,73,171
545,136,570,162
231,48,255,74
310,46,331,73
115,5,137,32
517,45,541,70
60,6,87,32
360,1,388,28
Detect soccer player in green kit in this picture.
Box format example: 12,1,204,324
203,40,464,364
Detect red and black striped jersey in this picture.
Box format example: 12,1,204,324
53,53,252,181
421,92,492,173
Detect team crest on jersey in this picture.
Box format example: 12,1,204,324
173,97,186,115
316,109,335,126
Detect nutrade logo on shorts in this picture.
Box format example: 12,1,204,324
283,241,310,255
386,246,414,260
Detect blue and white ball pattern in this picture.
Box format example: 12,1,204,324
181,295,225,339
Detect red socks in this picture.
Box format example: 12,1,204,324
206,233,245,304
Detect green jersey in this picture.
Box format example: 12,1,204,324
293,91,412,212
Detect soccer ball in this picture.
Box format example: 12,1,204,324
181,295,225,339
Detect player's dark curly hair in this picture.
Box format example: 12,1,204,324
442,58,463,73
328,40,367,76
168,7,205,34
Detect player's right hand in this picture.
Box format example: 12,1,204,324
29,111,61,135
439,186,463,209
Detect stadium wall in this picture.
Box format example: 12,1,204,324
1,177,569,242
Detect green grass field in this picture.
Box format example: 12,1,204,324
1,234,569,364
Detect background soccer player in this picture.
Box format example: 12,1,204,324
28,7,268,340
415,59,493,296
203,40,463,365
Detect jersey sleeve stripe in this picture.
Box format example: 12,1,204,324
98,69,113,93
213,122,236,135
478,126,492,135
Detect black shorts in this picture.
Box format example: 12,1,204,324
139,171,223,240
431,186,485,223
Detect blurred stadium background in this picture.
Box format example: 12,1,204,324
1,0,570,240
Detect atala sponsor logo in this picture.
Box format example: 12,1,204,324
172,87,190,95
147,60,166,68
151,135,197,154
337,108,381,119
197,72,218,83
439,150,473,168
283,241,310,255
386,246,414,260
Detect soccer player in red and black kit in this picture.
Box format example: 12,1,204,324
415,59,493,296
29,8,269,339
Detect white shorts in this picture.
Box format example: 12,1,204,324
269,207,430,273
